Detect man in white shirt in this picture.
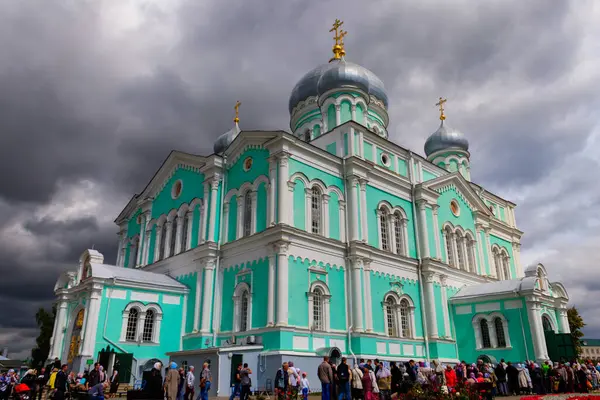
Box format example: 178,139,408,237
186,366,195,400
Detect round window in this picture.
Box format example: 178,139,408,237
171,180,183,199
450,200,460,217
243,157,253,172
381,153,391,167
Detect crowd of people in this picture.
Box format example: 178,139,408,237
143,361,213,400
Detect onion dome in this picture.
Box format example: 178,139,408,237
424,120,469,157
288,63,334,114
213,101,242,154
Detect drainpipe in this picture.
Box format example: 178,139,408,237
408,151,430,361
103,278,139,381
211,154,227,396
342,158,356,365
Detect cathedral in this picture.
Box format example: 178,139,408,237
48,21,572,395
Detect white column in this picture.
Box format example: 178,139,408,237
207,178,220,242
268,160,277,226
236,196,244,239
277,153,290,224
322,194,330,237
423,271,439,338
339,200,346,242
163,221,173,258
185,211,193,250
348,177,360,241
450,233,459,268
512,242,523,277
116,233,124,267
49,297,69,360
275,241,290,326
287,181,296,225
475,225,485,275
416,200,431,258
439,275,451,338
250,191,258,234
137,212,148,266
335,104,341,126
200,259,216,333
174,215,184,254
359,179,368,242
349,127,355,156
558,308,571,334
359,130,364,157
142,229,151,265
193,272,202,332
321,112,328,133
363,260,373,332
350,257,364,331
199,187,209,244
431,205,441,260
461,238,469,272
81,287,102,356
527,300,549,361
484,228,494,276
351,104,357,120
267,254,276,326
153,226,163,262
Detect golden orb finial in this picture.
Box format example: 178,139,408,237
436,97,447,121
329,19,347,62
234,100,241,123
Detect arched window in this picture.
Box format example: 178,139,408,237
159,223,167,260
243,191,252,237
494,317,506,347
126,308,139,341
393,213,405,255
445,228,454,267
169,218,178,256
130,239,139,268
142,309,155,342
180,214,189,252
379,210,389,251
542,315,554,332
312,287,324,330
480,319,491,348
311,188,322,234
456,233,465,270
386,297,398,337
240,290,249,332
400,299,411,337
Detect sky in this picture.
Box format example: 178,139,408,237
1,0,599,360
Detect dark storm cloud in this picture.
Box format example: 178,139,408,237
1,0,599,358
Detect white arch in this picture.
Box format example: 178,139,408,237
224,188,239,204
289,172,310,187
252,175,269,191
541,313,557,332
189,197,203,210
124,302,145,312
120,302,163,343
308,280,331,331
232,281,252,333
177,203,190,218
62,305,86,363
167,208,178,222
376,200,394,214
382,292,415,338
326,185,344,200
307,179,327,193
238,182,253,196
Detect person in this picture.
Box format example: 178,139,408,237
375,362,390,400
36,368,47,400
198,362,211,400
145,362,164,400
0,373,11,400
46,368,58,400
506,362,519,395
360,366,373,400
229,364,240,400
108,370,119,398
288,362,300,400
317,357,333,400
20,369,37,399
389,362,400,397
495,362,507,396
177,368,185,400
445,365,457,392
350,363,363,400
53,364,68,400
89,381,109,400
336,358,351,400
186,366,196,400
274,363,289,400
239,363,252,400
165,362,181,400
53,359,61,371
301,372,310,400
89,363,101,388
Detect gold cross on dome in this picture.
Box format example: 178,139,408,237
436,97,447,121
329,19,346,61
234,101,241,123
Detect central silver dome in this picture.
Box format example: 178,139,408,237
288,60,389,114
424,121,469,157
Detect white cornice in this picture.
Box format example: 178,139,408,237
421,258,493,288
422,172,492,217
142,242,218,276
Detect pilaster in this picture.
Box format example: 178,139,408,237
81,285,102,356
185,211,193,250
431,205,441,260
267,253,276,326
363,259,373,332
277,153,290,225
199,185,209,244
348,176,360,241
338,200,346,242
349,256,364,331
416,200,430,258
423,271,438,339
322,193,330,237
359,179,368,242
526,299,549,361
200,259,216,333
275,241,290,326
268,159,277,226
207,177,221,243
439,275,451,338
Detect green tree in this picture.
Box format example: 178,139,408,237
30,305,56,368
567,306,585,357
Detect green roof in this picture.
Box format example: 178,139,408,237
582,339,600,346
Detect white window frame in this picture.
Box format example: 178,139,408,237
376,202,409,255
120,302,163,344
472,313,511,350
232,282,252,332
307,280,331,332
381,292,416,338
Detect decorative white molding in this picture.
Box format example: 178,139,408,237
130,292,159,303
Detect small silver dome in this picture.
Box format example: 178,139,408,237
288,60,389,114
424,121,469,157
213,123,241,154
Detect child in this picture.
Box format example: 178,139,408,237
300,372,310,400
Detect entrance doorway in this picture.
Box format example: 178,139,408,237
67,310,85,370
230,354,243,387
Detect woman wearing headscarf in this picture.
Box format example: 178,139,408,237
431,360,445,389
360,366,374,400
165,362,181,400
144,362,164,400
20,369,37,399
375,362,391,400
444,366,457,392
